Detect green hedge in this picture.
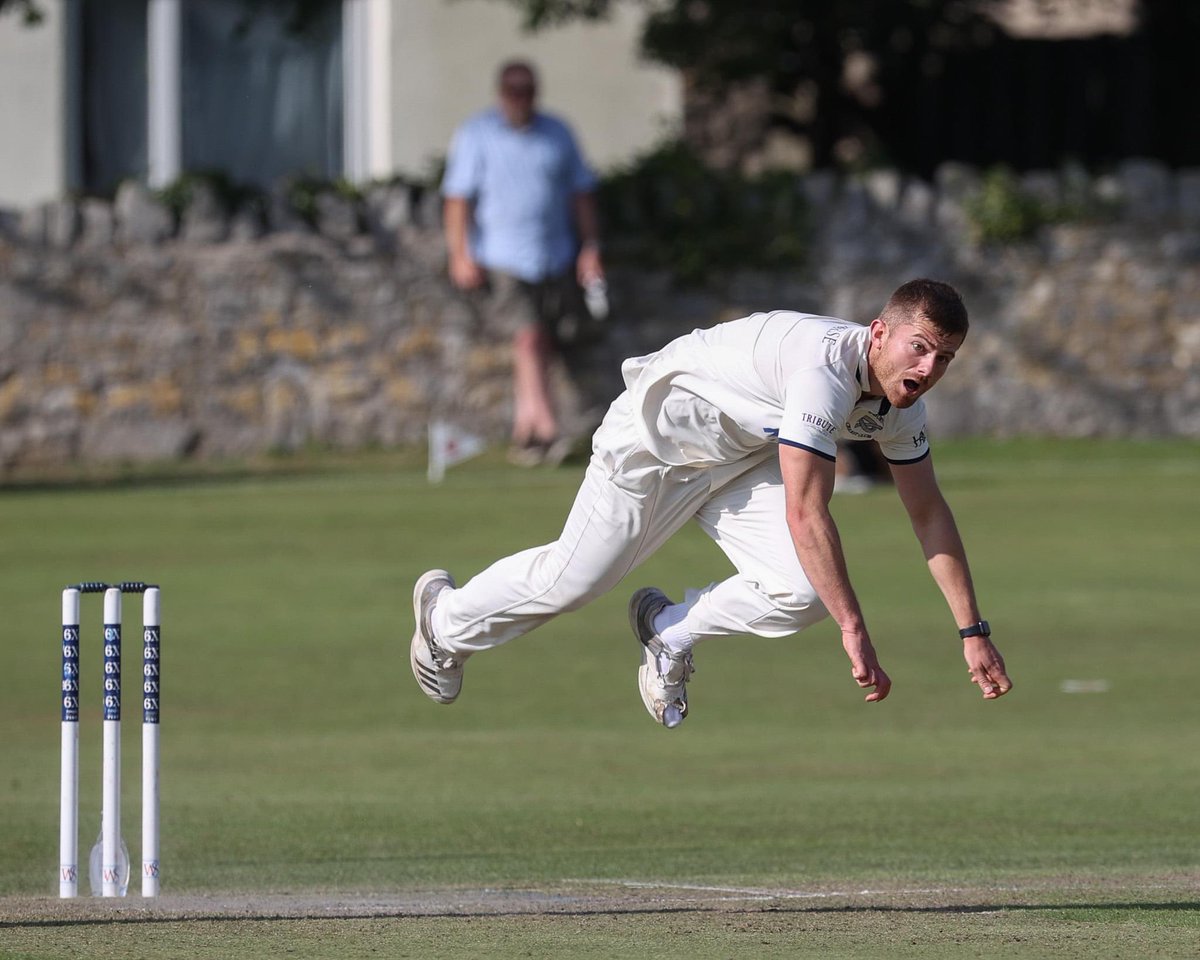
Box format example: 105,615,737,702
598,141,809,283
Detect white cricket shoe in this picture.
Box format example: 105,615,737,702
410,569,465,704
629,587,694,729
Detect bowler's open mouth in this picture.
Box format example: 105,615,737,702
903,378,921,394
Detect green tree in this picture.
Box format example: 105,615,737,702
488,0,1006,170
0,0,44,25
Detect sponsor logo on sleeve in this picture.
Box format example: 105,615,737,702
912,428,927,448
800,413,837,435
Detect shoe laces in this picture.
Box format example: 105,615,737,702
426,634,460,671
655,648,693,686
422,584,460,670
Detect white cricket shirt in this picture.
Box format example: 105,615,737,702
621,312,931,467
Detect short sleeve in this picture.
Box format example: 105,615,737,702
877,404,930,464
561,124,598,193
441,122,483,199
779,366,857,461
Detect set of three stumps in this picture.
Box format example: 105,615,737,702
59,581,161,898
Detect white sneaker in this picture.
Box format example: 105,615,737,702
410,569,465,704
629,587,694,729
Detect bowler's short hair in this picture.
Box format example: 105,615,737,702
880,279,969,338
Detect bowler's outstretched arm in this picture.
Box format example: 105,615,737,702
891,455,1013,700
780,443,891,702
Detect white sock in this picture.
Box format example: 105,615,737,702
652,602,694,656
429,589,459,653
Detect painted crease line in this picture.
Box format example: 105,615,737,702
565,879,964,900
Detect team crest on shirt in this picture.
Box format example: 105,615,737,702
846,412,885,439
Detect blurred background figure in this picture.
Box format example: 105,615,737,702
441,59,606,467
834,441,892,495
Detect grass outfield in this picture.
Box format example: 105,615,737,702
0,438,1197,957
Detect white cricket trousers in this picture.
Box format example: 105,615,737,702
432,391,829,654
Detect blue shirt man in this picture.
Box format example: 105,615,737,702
442,107,597,281
441,60,606,463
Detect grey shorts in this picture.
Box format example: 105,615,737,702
476,269,589,340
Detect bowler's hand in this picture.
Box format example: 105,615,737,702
964,635,1012,700
842,630,892,702
449,251,486,290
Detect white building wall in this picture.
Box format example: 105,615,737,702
0,1,69,207
0,0,682,206
389,0,680,178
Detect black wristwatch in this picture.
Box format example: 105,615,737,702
959,620,991,639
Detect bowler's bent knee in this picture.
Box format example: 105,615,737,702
744,587,829,638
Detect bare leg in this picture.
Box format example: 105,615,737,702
511,324,559,447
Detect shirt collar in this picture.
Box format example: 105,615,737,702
856,326,872,394
853,326,890,413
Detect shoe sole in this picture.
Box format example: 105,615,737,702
411,568,456,704
629,588,686,729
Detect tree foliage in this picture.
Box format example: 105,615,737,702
0,0,44,26
598,140,808,281
491,0,1009,168
489,0,612,30
488,0,1200,173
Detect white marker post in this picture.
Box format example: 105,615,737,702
141,587,160,897
101,587,123,897
59,588,81,898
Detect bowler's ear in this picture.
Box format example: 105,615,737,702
868,318,887,342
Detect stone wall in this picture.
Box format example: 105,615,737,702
0,164,1197,476
0,225,503,470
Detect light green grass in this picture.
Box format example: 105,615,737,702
1,439,1198,957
